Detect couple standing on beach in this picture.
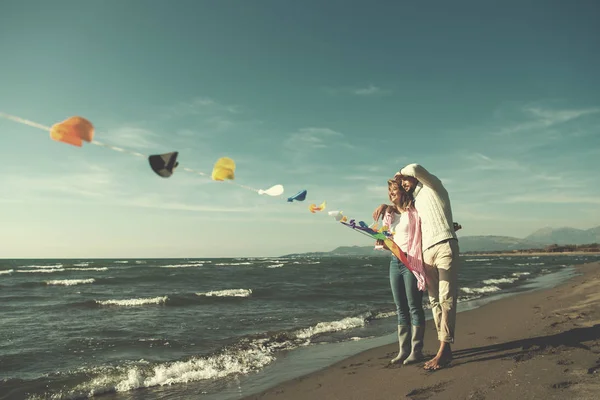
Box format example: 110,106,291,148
373,163,460,371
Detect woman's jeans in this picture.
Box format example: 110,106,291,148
389,255,425,327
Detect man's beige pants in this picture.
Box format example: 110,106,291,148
423,239,460,343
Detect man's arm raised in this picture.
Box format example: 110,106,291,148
399,163,444,190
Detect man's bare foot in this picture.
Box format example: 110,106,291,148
424,342,452,371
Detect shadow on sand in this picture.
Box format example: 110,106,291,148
453,324,600,365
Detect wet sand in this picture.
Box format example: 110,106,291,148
244,262,600,400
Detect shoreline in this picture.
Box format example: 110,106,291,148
464,251,600,257
242,261,600,400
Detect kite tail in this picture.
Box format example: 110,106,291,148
225,180,260,193
0,112,51,131
91,140,146,158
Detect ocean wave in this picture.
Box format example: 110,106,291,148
460,285,501,294
515,262,545,266
22,264,64,269
17,268,66,273
373,310,397,319
45,279,95,286
266,263,284,269
214,262,253,266
67,267,109,272
0,269,14,275
73,263,90,267
96,296,168,306
27,313,376,398
482,277,518,285
294,316,366,340
196,289,252,297
160,263,204,268
37,344,275,399
512,272,531,277
465,258,492,262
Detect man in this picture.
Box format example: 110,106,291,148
373,163,460,371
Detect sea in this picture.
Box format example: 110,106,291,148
1,253,599,400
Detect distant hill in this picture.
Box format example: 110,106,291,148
525,226,600,245
284,245,385,258
457,235,543,252
281,226,600,257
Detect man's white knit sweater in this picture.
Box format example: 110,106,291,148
399,164,457,251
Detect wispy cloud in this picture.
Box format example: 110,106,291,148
101,126,161,149
0,158,271,214
463,153,525,171
155,96,259,139
284,127,345,150
162,97,243,118
499,194,600,205
490,104,600,137
353,85,392,96
325,84,392,97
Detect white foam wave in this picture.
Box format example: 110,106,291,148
0,269,14,275
512,272,531,277
46,278,95,286
294,316,366,340
196,289,252,297
114,261,129,264
23,264,63,269
460,285,501,294
67,267,109,271
515,262,545,266
214,262,253,266
73,263,90,267
465,258,492,262
96,296,168,306
57,343,275,399
374,311,397,319
17,268,66,273
266,263,284,269
482,277,518,285
160,263,203,268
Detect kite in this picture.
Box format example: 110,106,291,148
330,212,412,270
149,152,179,178
258,185,284,196
49,116,94,147
212,157,235,181
309,201,326,213
328,210,344,221
287,189,307,202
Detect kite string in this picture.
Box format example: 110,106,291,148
0,112,51,131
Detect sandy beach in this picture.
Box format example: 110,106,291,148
244,262,600,400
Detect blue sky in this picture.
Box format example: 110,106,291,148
1,0,599,258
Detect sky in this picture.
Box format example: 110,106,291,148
1,0,599,258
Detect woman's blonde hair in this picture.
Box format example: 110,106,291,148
387,177,414,211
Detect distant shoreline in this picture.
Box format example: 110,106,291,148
464,251,600,256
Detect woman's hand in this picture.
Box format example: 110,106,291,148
372,204,387,221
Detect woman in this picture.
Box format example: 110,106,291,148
377,177,426,365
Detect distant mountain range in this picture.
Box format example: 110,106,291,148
282,226,600,257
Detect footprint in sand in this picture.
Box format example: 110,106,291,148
406,381,449,400
551,381,575,389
